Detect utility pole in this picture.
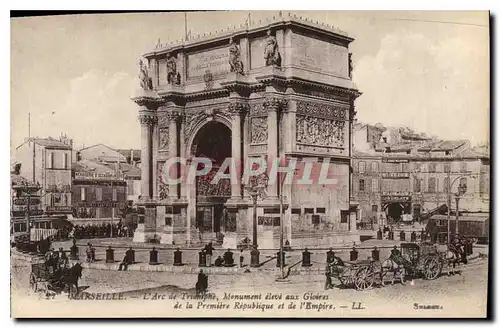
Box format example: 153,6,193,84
447,170,451,245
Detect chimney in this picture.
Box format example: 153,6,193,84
130,149,134,164
76,151,82,162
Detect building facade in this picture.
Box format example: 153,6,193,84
352,123,490,226
131,15,360,247
71,159,127,224
15,136,73,217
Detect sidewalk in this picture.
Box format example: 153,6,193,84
23,238,486,275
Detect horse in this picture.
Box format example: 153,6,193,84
58,262,84,298
445,242,467,275
380,251,409,285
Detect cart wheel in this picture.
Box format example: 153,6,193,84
354,266,375,291
423,256,442,280
29,273,37,292
338,275,349,287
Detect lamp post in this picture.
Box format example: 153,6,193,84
455,182,467,236
244,176,267,267
446,174,469,244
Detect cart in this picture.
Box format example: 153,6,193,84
327,259,377,291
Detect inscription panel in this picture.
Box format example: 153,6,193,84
187,47,229,79
291,32,348,77
249,36,266,69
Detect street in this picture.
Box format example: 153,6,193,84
11,255,488,318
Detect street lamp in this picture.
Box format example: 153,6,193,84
244,175,267,267
455,182,467,236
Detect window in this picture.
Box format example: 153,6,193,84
444,177,450,193
304,208,314,214
435,163,442,173
444,163,451,173
459,177,467,189
316,208,326,214
312,215,320,225
460,162,468,173
414,178,421,193
112,188,117,201
372,205,378,213
358,161,366,173
428,177,436,193
371,162,379,172
81,187,86,201
63,153,68,169
340,210,349,223
371,178,378,192
428,163,436,173
48,152,54,169
96,187,102,201
359,179,365,192
291,208,301,215
402,163,409,172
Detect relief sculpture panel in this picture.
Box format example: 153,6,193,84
250,117,267,144
296,115,346,148
158,126,169,151
157,161,169,200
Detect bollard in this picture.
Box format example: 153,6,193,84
276,251,286,268
127,248,135,263
70,244,79,260
198,251,207,267
149,247,159,265
350,247,358,261
223,249,234,266
174,248,183,266
302,248,312,267
250,247,260,267
377,229,383,240
326,248,335,263
106,246,115,263
400,230,406,242
411,231,417,242
371,247,380,261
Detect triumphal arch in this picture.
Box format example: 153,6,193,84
131,14,361,248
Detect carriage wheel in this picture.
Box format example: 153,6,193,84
354,266,375,291
423,256,442,280
29,273,37,292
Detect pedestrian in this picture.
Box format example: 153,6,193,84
324,262,333,290
196,269,208,294
204,242,214,267
118,253,131,271
239,249,244,268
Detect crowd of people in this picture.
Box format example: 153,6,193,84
53,223,137,241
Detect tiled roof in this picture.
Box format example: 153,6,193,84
33,138,72,150
72,159,116,175
117,149,141,160
431,140,468,151
104,162,141,178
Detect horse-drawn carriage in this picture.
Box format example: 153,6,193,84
326,242,455,291
29,261,83,298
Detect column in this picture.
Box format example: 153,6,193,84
180,116,187,199
167,111,179,199
228,103,246,199
264,98,280,198
152,123,159,199
138,109,156,200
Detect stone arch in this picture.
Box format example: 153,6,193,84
186,114,232,158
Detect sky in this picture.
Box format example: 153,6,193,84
10,11,490,156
